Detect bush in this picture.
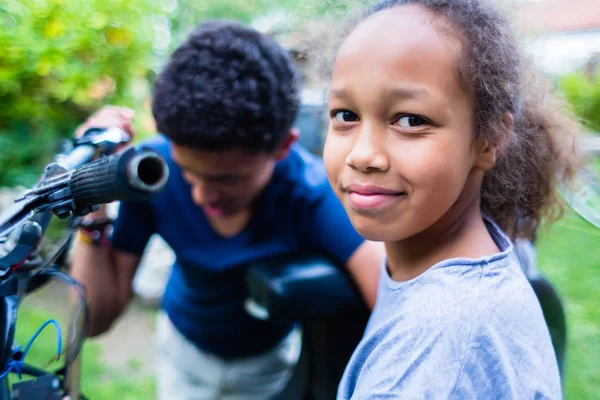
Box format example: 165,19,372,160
0,0,166,186
558,69,600,134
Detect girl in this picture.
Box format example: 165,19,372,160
322,0,580,398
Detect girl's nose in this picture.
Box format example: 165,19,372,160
345,127,390,173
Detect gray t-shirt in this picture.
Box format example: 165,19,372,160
338,218,561,399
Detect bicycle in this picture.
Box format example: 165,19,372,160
0,128,169,400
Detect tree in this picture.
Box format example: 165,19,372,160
0,0,168,186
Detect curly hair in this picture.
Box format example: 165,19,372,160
312,0,581,239
152,20,300,153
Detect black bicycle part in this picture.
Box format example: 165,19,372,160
246,254,370,400
0,296,18,379
68,146,168,211
11,374,62,400
246,254,365,323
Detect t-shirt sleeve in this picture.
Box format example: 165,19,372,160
304,185,364,265
110,200,155,255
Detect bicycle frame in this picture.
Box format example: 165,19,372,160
0,153,96,400
0,212,85,400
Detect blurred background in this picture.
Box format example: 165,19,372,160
0,0,598,398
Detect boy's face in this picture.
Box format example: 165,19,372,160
324,5,493,242
171,133,296,219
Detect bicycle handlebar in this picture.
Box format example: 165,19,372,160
69,146,168,211
0,145,169,241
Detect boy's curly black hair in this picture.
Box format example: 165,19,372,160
152,20,300,153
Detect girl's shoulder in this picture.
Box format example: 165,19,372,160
371,236,543,351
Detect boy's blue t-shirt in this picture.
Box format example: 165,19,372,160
111,135,364,359
338,218,562,399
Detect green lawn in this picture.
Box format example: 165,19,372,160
537,211,600,399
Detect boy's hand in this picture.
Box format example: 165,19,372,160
75,105,136,141
75,105,136,219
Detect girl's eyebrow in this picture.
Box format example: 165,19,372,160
330,86,430,100
330,88,349,99
387,87,430,100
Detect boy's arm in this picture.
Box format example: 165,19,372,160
71,206,145,336
70,105,153,335
306,185,383,310
71,243,142,336
345,241,384,309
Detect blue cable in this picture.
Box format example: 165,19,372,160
0,319,62,380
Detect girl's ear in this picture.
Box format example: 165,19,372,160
474,112,513,171
474,138,499,171
273,128,300,161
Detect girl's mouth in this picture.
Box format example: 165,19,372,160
344,184,406,211
348,192,406,210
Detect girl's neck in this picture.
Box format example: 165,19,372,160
385,196,500,282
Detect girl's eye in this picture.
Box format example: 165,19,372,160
396,115,428,128
332,110,359,123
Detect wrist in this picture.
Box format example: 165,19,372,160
78,216,113,248
78,230,111,248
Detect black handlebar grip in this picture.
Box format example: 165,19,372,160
69,147,169,209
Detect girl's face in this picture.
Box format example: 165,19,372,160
325,5,494,242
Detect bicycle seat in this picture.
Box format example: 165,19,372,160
246,253,365,322
246,253,370,400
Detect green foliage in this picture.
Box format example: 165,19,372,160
0,126,58,187
167,0,302,51
0,0,166,186
558,69,600,133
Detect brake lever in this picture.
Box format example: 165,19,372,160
14,168,85,217
0,200,37,241
0,127,131,237
73,127,130,154
22,127,131,217
0,221,43,276
0,167,76,240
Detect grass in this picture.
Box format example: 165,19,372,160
537,210,600,399
11,305,155,399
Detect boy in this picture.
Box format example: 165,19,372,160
71,20,382,399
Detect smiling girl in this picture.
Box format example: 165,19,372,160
322,0,580,398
